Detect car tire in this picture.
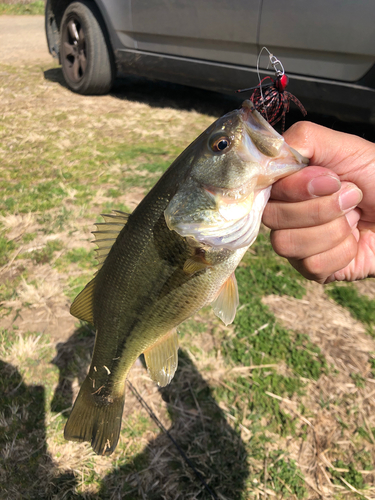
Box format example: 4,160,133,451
60,1,114,95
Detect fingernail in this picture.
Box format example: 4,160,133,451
345,209,360,228
339,187,363,211
308,175,341,196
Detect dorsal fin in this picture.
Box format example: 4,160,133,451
92,210,130,269
211,273,239,326
143,329,179,387
70,277,96,324
70,211,130,325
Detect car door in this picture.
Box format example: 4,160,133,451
130,0,262,68
258,0,375,82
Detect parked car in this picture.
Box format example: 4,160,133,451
45,0,375,123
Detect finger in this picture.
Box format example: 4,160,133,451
263,182,363,230
283,121,370,171
287,233,358,284
270,166,341,202
270,209,360,260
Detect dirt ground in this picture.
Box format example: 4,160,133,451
0,15,52,64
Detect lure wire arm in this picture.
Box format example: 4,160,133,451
236,46,306,132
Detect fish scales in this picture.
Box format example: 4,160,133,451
65,101,308,455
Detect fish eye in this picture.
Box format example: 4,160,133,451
210,136,230,153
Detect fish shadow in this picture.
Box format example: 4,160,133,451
51,326,249,499
100,350,249,499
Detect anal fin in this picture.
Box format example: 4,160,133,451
211,272,239,326
144,329,179,387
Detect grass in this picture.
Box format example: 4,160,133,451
326,283,375,336
0,234,15,266
330,461,366,491
261,451,307,498
27,239,63,264
0,1,44,15
0,61,375,499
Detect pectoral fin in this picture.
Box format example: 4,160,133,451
211,273,239,326
144,329,179,387
183,254,211,275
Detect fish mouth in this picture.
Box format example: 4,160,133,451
241,100,284,147
240,100,309,185
203,183,255,223
167,186,271,250
203,178,256,203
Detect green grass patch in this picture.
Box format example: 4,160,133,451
356,425,375,444
0,234,15,266
326,283,375,336
65,247,95,266
27,239,63,264
370,355,375,377
218,234,326,436
36,207,72,234
22,231,37,244
330,461,365,491
0,275,22,303
66,274,92,303
54,247,96,272
0,134,177,216
1,179,67,214
244,232,306,298
99,143,177,167
260,451,307,498
98,202,132,216
106,188,122,198
0,1,44,15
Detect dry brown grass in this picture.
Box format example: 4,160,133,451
1,0,39,4
263,281,375,498
1,55,375,499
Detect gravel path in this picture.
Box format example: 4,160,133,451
0,15,53,64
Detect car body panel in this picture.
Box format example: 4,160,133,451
45,0,375,123
95,0,135,49
259,0,375,81
130,0,261,67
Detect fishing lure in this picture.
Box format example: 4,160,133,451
237,48,307,132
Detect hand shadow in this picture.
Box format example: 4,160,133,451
51,325,249,499
0,359,77,499
50,322,95,413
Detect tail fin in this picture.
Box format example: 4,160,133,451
64,376,125,455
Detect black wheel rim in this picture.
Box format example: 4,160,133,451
61,16,87,83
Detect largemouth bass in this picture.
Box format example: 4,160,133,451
64,101,307,455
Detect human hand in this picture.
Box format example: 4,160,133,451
262,122,375,283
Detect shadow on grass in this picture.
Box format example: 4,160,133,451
50,323,95,413
43,66,241,119
49,327,249,499
44,67,375,142
0,359,76,499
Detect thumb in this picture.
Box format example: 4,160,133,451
283,121,369,171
